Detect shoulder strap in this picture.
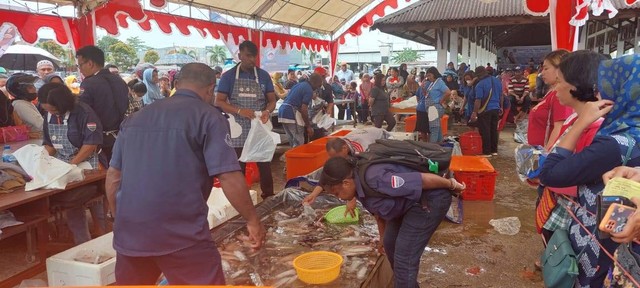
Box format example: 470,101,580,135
100,72,125,129
478,78,493,113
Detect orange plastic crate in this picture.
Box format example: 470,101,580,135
441,114,449,136
460,131,483,155
285,144,328,180
450,156,497,201
405,115,417,132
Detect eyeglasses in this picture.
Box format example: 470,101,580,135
76,61,88,68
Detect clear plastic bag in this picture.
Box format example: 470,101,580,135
238,116,281,163
514,144,545,182
489,217,521,235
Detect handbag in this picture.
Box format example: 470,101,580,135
535,187,557,233
541,228,580,288
0,125,29,143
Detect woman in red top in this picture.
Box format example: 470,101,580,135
527,49,574,150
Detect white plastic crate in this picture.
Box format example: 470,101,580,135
46,232,116,286
389,132,418,141
207,188,258,229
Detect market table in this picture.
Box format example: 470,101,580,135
0,165,106,288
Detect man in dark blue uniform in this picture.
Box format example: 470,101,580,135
76,45,129,163
319,157,465,288
106,63,266,285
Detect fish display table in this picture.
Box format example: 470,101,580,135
211,188,393,288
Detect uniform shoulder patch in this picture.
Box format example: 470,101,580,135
391,175,405,188
87,122,97,132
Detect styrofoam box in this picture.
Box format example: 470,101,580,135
46,232,116,286
207,188,258,229
389,132,418,141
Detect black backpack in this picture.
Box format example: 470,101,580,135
355,139,452,198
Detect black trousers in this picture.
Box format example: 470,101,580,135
234,148,274,198
478,109,499,155
337,103,356,120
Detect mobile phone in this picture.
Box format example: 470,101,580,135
599,203,636,235
596,195,635,239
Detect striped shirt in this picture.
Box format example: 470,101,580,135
508,78,530,97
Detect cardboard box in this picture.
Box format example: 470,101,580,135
46,232,116,286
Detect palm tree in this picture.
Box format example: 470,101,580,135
207,45,227,66
187,50,198,61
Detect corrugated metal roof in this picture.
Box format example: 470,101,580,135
375,0,640,25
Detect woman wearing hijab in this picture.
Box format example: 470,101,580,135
65,75,81,95
43,74,64,85
538,51,639,287
358,73,373,124
142,68,164,105
271,72,288,99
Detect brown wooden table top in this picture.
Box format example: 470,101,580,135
0,170,106,211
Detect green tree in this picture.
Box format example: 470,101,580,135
391,48,422,64
144,50,160,64
125,36,151,52
109,41,138,70
206,45,227,65
187,50,198,61
97,36,119,54
36,40,65,60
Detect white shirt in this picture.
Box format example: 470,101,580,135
336,69,354,82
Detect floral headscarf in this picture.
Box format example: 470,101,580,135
597,54,640,140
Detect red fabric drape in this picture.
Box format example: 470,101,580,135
0,9,75,46
329,40,340,77
550,0,579,51
74,13,95,50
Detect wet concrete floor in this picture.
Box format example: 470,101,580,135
264,124,544,287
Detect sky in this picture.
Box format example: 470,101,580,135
1,0,432,53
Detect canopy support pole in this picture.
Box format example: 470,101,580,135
436,28,448,72
449,29,458,66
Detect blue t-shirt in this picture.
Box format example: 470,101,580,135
474,76,502,112
278,81,314,120
416,79,448,112
216,65,274,97
354,164,423,221
110,89,241,257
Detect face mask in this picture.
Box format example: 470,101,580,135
216,78,220,86
70,83,80,89
466,80,473,85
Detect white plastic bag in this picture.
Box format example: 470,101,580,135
239,116,281,162
391,96,418,109
12,144,89,191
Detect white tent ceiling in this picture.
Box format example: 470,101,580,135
163,0,376,35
